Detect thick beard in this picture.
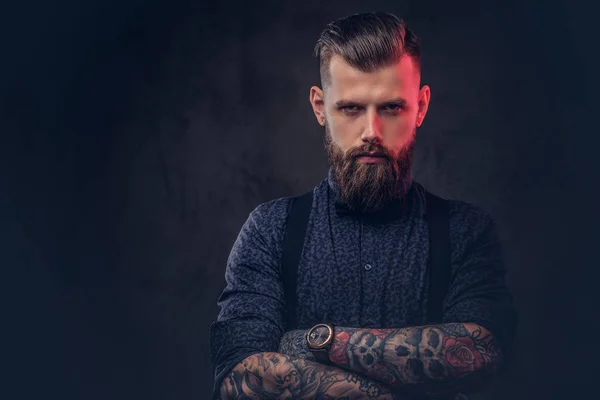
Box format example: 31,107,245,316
324,124,415,213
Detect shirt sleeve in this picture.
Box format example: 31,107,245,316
209,199,289,399
442,203,518,368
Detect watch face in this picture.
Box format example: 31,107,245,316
308,325,331,347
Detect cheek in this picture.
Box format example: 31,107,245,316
383,115,413,133
328,119,361,147
383,120,414,147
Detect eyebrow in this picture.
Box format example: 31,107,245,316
334,97,408,107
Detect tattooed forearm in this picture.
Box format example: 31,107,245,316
278,329,315,361
328,323,502,393
219,352,399,399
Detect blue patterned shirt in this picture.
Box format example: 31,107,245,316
210,171,517,397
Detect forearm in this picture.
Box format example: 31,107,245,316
219,351,400,399
279,323,502,394
329,323,501,393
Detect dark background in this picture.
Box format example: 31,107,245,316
2,0,598,399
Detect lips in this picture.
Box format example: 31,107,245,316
357,153,386,158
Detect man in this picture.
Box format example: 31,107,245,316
210,12,517,399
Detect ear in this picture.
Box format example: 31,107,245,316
309,86,326,126
416,85,431,127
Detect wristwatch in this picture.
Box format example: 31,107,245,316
306,323,334,364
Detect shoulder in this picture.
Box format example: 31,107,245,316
250,196,292,223
447,199,495,237
413,182,492,227
247,182,322,234
414,182,499,257
245,196,293,238
446,199,500,263
235,188,316,260
227,196,294,265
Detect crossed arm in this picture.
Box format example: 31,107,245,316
219,322,500,399
278,322,502,396
219,352,399,399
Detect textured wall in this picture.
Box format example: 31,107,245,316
2,0,597,399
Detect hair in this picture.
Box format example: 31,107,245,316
314,12,421,88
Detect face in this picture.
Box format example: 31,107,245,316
310,54,430,212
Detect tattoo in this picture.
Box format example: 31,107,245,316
220,352,398,399
278,329,315,361
328,323,502,394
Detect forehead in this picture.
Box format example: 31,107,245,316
327,54,420,101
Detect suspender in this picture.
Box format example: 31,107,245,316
281,191,313,330
281,189,451,330
424,191,451,324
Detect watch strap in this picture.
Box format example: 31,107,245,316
306,323,334,364
310,347,331,364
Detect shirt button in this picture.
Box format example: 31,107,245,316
364,263,373,271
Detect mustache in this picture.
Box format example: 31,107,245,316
346,144,392,160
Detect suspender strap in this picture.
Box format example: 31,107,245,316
281,191,313,330
425,190,451,324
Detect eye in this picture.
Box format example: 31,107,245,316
382,103,404,113
340,105,362,114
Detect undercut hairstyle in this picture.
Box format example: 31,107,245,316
314,12,421,88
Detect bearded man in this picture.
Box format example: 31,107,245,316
210,12,517,400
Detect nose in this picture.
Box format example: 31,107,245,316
361,109,383,144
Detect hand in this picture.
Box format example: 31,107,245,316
277,329,316,361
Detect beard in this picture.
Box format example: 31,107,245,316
324,123,415,214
